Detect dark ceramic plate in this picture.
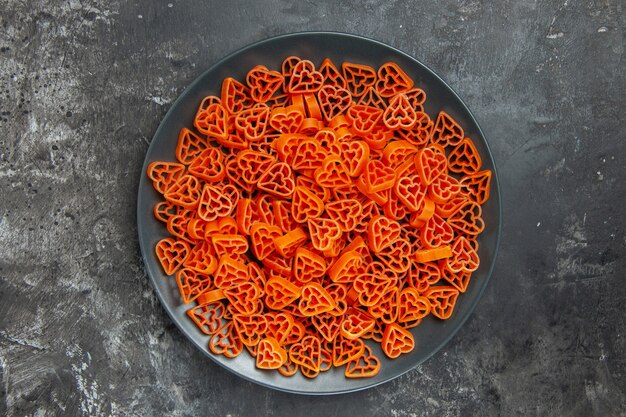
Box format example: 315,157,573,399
137,32,501,395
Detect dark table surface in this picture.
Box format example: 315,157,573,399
0,1,624,416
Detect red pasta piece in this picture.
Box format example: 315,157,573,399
414,146,448,186
235,198,255,235
235,104,270,142
362,159,396,193
425,286,460,320
175,128,206,165
303,93,322,120
213,255,248,289
187,301,225,335
460,170,492,205
394,174,427,212
247,263,267,296
319,58,347,88
166,213,195,244
340,308,375,340
421,213,454,248
381,322,415,358
409,197,436,228
376,62,414,97
333,335,365,366
233,313,268,346
221,77,253,114
313,155,351,188
211,234,249,258
382,141,417,169
265,312,294,345
327,250,362,283
352,272,393,307
377,238,412,274
163,174,201,209
253,193,277,226
176,268,212,304
246,65,284,103
445,236,480,273
288,60,323,94
209,321,243,358
308,217,342,252
197,184,234,221
367,215,401,253
397,287,430,323
430,111,464,147
289,335,322,373
435,194,467,219
439,262,472,293
224,282,262,315
265,275,302,310
224,154,255,194
281,56,301,86
256,337,288,369
293,247,327,283
407,261,441,293
188,147,226,183
310,312,343,343
448,137,482,174
155,238,190,275
448,200,485,236
194,102,229,140
404,88,426,111
269,105,305,133
318,85,352,121
257,161,296,198
250,222,282,261
236,150,276,185
291,185,325,223
342,62,377,97
153,200,180,223
345,345,381,378
368,285,399,324
291,138,325,172
298,282,336,316
273,227,308,258
339,139,370,178
272,200,298,233
395,111,433,147
383,94,417,129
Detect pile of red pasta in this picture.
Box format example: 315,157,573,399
147,56,491,379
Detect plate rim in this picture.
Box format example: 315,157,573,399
137,30,502,395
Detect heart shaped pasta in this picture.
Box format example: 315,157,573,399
298,282,336,316
288,60,323,93
186,301,225,335
146,54,493,382
269,105,305,133
256,337,288,369
155,238,191,276
247,65,284,103
367,215,401,253
381,323,415,358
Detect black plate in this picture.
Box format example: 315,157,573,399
137,32,501,395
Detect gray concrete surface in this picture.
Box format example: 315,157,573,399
0,0,624,416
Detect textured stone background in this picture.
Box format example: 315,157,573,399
0,0,624,416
